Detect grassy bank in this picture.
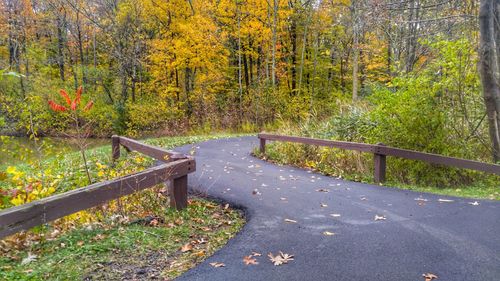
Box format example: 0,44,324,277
0,134,246,280
257,140,500,201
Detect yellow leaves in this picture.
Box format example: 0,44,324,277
6,166,24,182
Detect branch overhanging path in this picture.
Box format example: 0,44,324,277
173,136,500,281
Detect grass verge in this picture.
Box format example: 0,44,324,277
0,134,247,280
256,144,500,201
0,198,244,280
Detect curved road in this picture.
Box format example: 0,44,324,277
173,136,500,281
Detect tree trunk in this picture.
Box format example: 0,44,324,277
351,2,359,101
290,16,297,95
271,0,278,87
57,15,66,82
479,0,500,162
76,12,87,85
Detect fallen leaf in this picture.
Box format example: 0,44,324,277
438,199,454,203
194,250,205,257
468,201,480,206
209,262,225,268
323,231,336,236
149,219,159,227
252,189,262,195
316,188,329,193
180,243,193,252
251,252,262,257
21,253,37,265
77,241,84,246
284,219,297,223
374,215,386,221
268,251,294,266
224,204,229,210
243,255,259,265
422,272,438,280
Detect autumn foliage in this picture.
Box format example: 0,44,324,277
48,87,93,113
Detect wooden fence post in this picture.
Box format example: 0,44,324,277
260,138,266,154
170,175,188,210
112,135,120,163
374,143,386,184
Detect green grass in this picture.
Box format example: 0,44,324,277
0,198,244,280
384,181,500,200
257,144,500,201
0,133,247,280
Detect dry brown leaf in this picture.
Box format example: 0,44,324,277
180,243,193,252
149,219,159,227
316,188,329,193
422,273,438,280
224,203,229,210
243,255,259,265
268,251,294,266
209,262,225,268
77,241,84,246
284,219,297,223
93,234,107,241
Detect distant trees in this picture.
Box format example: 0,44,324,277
0,0,495,163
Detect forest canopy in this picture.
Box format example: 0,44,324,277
1,0,499,164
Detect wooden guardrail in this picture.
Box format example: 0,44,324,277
0,136,195,239
258,133,500,183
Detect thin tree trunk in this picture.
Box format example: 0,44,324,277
57,15,66,82
479,0,500,162
351,1,359,101
76,12,87,85
271,0,278,87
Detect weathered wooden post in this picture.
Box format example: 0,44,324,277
374,143,386,184
112,135,120,163
170,175,188,210
260,137,266,154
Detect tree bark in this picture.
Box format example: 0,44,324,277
351,1,359,101
479,0,500,162
56,13,66,82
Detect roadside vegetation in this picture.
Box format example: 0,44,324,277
0,134,245,280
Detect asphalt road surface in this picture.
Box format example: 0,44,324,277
173,136,500,281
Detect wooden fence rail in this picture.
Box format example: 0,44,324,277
258,133,500,183
0,137,195,239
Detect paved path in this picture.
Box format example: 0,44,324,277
174,136,500,281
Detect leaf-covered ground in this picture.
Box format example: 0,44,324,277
0,198,244,280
